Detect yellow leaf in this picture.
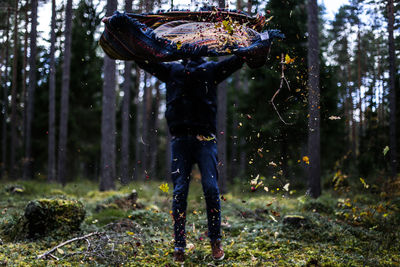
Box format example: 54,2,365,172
283,183,290,191
176,41,182,50
302,156,310,165
383,146,389,156
359,178,369,189
285,54,295,64
126,231,134,236
57,248,64,255
159,183,169,193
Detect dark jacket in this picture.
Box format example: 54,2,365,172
137,56,244,136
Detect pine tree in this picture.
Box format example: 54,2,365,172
387,0,397,178
48,0,57,182
10,0,19,179
120,0,134,185
57,0,73,185
100,0,118,191
23,0,38,180
307,0,321,198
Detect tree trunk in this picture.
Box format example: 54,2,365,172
388,0,397,178
306,0,321,198
48,0,57,182
357,24,363,133
100,0,118,191
133,67,141,181
1,8,10,179
236,0,242,10
142,73,152,180
230,72,240,180
22,4,28,153
217,0,227,194
149,81,160,178
23,0,38,180
120,0,133,185
10,1,19,179
57,0,73,185
247,0,252,14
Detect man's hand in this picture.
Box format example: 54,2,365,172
233,30,285,68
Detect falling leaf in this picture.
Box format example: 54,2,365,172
360,178,369,189
383,146,389,156
283,183,290,191
269,215,277,222
285,54,295,64
176,41,182,50
250,175,260,185
302,156,310,165
159,183,169,193
269,161,277,167
329,115,341,120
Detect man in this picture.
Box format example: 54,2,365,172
100,11,279,262
136,55,244,262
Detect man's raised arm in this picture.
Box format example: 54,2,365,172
136,60,171,83
213,55,244,84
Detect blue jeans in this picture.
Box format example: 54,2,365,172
170,135,221,248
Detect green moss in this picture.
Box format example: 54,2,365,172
23,198,86,239
0,180,399,266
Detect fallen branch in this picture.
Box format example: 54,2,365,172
37,231,103,260
270,53,293,125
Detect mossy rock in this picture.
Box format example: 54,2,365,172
302,200,334,214
95,190,143,212
5,185,25,194
283,215,308,228
24,198,85,238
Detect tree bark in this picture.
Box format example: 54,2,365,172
57,0,73,185
10,0,19,179
387,0,397,178
48,0,57,182
22,4,29,153
100,0,118,191
120,0,133,185
142,73,152,180
247,0,252,14
1,8,10,179
149,81,160,178
357,25,363,135
133,67,141,181
307,0,321,198
217,0,227,194
23,0,38,180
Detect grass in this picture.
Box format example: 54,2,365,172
0,177,399,266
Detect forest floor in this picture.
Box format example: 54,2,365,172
0,177,399,266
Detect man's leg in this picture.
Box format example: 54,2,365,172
195,139,221,243
171,136,194,249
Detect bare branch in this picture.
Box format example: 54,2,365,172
270,53,293,125
37,232,103,260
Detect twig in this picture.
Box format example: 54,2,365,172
37,232,103,260
270,53,293,125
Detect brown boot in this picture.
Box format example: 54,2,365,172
173,249,185,263
211,239,225,260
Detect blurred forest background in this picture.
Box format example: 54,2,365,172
0,0,399,196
